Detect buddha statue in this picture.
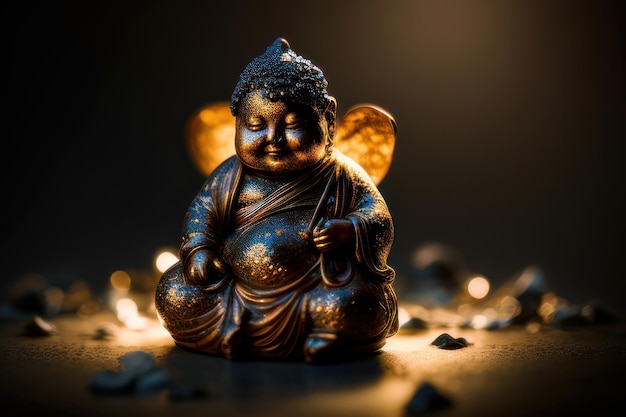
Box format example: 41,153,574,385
155,38,398,363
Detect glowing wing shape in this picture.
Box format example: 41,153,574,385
334,104,396,185
186,101,396,185
186,101,235,177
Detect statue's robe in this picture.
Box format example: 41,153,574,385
156,150,398,360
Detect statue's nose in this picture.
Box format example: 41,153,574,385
268,125,287,146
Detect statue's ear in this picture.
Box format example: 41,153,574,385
325,96,338,138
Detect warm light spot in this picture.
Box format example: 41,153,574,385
497,295,522,320
538,292,564,323
457,303,472,317
110,270,131,290
467,276,490,299
580,304,595,321
334,105,396,185
538,301,555,322
187,102,236,176
470,314,489,329
155,250,179,273
397,306,412,326
541,292,559,307
526,322,541,333
116,298,139,324
44,286,64,307
123,315,150,331
76,300,101,318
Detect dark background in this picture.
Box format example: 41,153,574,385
3,1,624,313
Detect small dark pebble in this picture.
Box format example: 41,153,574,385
23,316,56,337
430,333,470,350
118,351,158,377
552,303,621,327
135,368,173,395
405,382,451,415
89,351,206,401
90,351,162,395
89,369,136,394
399,317,428,332
166,384,208,402
93,322,119,340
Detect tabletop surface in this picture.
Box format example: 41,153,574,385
1,309,625,417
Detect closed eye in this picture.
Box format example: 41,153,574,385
284,112,307,129
246,116,265,131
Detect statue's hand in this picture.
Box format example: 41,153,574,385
183,248,227,286
313,219,355,253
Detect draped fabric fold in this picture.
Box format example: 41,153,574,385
156,150,398,360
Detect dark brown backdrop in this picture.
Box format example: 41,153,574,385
3,0,624,313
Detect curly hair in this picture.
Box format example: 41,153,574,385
230,38,331,116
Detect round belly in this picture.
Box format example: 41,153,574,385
223,211,319,288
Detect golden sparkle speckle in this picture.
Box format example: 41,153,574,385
247,243,270,267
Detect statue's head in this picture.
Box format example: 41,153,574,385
230,38,333,118
231,38,337,175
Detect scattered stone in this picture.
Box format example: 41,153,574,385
90,351,167,395
118,350,158,377
166,384,209,401
405,382,451,414
510,265,550,324
89,369,136,394
89,351,206,400
552,303,621,326
404,243,466,308
23,315,56,337
399,317,428,332
93,322,120,340
430,333,470,350
135,368,173,395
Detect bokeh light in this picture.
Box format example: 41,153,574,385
110,270,131,290
467,276,490,300
155,250,179,273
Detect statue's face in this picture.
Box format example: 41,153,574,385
235,90,328,175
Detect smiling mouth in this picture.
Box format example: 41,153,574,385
264,145,284,156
